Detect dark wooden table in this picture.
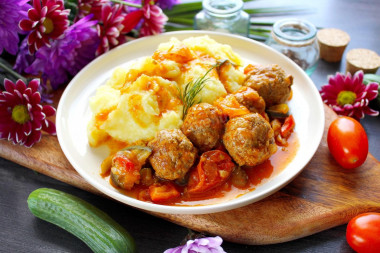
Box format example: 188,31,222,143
1,0,379,252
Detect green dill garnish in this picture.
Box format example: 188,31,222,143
178,60,229,119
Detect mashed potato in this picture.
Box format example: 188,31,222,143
87,36,246,147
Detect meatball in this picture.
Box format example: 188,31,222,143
181,103,224,152
233,86,266,114
148,129,197,180
223,113,277,166
244,64,293,107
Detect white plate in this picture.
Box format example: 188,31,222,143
56,31,324,214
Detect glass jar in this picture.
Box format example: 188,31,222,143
265,19,320,75
194,0,250,37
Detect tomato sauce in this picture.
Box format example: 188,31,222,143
104,133,299,206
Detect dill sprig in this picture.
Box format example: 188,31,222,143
179,60,229,119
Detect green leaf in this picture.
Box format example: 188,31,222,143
64,0,78,23
167,17,194,26
363,74,380,109
164,25,194,32
244,6,310,15
250,21,274,26
164,2,202,16
363,74,380,85
0,58,27,83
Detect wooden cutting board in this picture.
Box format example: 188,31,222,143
1,104,379,245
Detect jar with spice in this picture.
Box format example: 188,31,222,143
265,19,320,75
194,0,250,37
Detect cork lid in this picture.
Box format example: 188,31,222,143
317,28,350,47
346,48,380,69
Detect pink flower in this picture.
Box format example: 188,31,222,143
77,0,109,20
140,1,168,37
19,0,70,54
96,4,127,55
0,79,56,147
122,9,144,34
320,71,379,119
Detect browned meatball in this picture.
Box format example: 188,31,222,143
233,86,266,114
148,129,197,180
181,103,224,152
244,64,293,107
223,113,277,166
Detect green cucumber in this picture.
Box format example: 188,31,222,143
27,188,136,253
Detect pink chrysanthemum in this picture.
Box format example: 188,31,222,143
320,71,379,119
96,4,127,55
0,79,56,147
139,1,168,37
77,0,109,20
19,0,70,54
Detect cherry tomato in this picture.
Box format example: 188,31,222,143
346,212,380,253
187,150,235,194
327,116,368,169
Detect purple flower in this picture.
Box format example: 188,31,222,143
0,79,56,147
320,71,379,119
157,0,180,10
14,37,36,74
164,236,226,253
14,38,54,104
25,15,99,90
0,0,31,55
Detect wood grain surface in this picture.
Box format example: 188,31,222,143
1,104,379,245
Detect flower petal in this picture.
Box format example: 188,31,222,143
28,79,40,92
363,106,379,116
24,121,32,136
4,79,16,93
42,105,56,116
31,92,42,105
24,130,42,147
42,119,56,135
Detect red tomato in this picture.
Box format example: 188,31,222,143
280,115,295,138
327,116,368,169
111,154,140,190
346,212,380,253
187,150,235,194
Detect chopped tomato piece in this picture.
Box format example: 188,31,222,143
214,95,250,118
137,189,151,202
149,182,180,203
244,64,255,75
187,150,235,194
280,115,295,138
111,153,140,190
